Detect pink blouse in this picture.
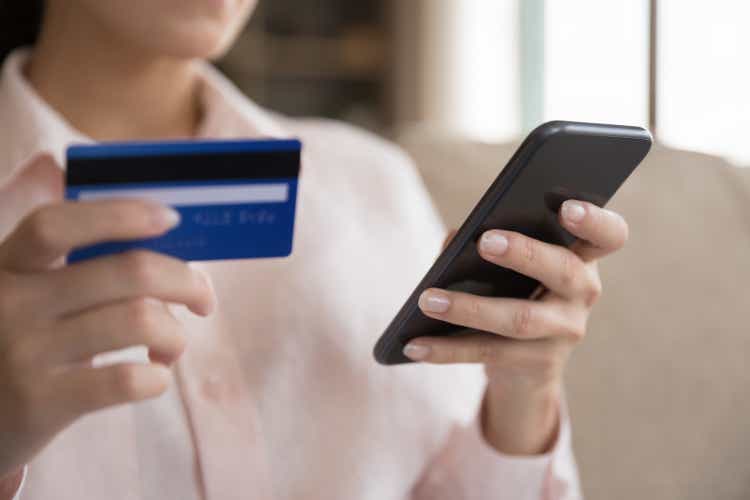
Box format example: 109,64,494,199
0,49,580,500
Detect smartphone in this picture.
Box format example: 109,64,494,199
373,120,652,365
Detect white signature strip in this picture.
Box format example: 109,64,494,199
77,183,289,206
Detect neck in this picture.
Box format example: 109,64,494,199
26,4,203,141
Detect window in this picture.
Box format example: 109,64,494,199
439,0,650,139
419,0,520,142
452,0,520,142
417,0,749,166
542,0,649,127
658,1,750,166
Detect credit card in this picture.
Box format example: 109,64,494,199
65,138,301,263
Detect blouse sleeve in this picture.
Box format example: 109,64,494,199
411,398,582,500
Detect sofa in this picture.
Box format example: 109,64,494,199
397,127,750,500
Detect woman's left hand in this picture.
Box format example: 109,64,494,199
403,200,629,455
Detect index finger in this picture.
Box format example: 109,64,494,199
0,199,181,272
559,200,629,262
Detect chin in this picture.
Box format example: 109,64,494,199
138,7,252,60
78,0,257,61
156,26,242,60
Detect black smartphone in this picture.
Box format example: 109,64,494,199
373,120,652,365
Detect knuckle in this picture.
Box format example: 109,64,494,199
533,354,561,379
615,225,630,249
512,305,534,337
559,252,578,290
122,251,158,289
566,323,587,342
583,273,603,307
474,339,496,364
127,299,184,358
108,204,136,229
609,211,630,248
128,298,159,333
431,342,459,364
161,320,187,358
111,365,143,400
192,267,211,297
621,219,630,245
465,296,483,319
444,346,463,364
521,236,537,265
575,325,587,342
24,208,58,249
171,331,187,357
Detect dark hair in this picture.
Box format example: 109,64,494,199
0,1,45,63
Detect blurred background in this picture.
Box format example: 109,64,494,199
219,2,750,499
219,0,750,166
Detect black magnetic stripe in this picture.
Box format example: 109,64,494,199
66,150,300,186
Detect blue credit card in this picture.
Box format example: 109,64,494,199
65,138,301,263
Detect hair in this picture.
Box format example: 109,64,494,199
0,1,45,63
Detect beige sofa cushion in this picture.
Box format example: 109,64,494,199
399,130,750,500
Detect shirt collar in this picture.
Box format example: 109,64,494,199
0,47,290,172
195,61,288,140
0,48,88,169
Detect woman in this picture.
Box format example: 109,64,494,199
0,1,628,499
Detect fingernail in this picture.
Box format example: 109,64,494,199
403,343,431,361
154,206,181,229
419,289,451,313
479,231,509,256
562,200,586,223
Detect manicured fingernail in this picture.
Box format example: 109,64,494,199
154,206,181,229
562,200,586,223
419,289,451,313
403,343,431,361
479,231,509,256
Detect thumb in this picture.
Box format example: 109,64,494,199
0,153,64,238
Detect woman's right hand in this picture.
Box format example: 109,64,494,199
0,155,216,482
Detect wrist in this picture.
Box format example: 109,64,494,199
481,379,561,456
